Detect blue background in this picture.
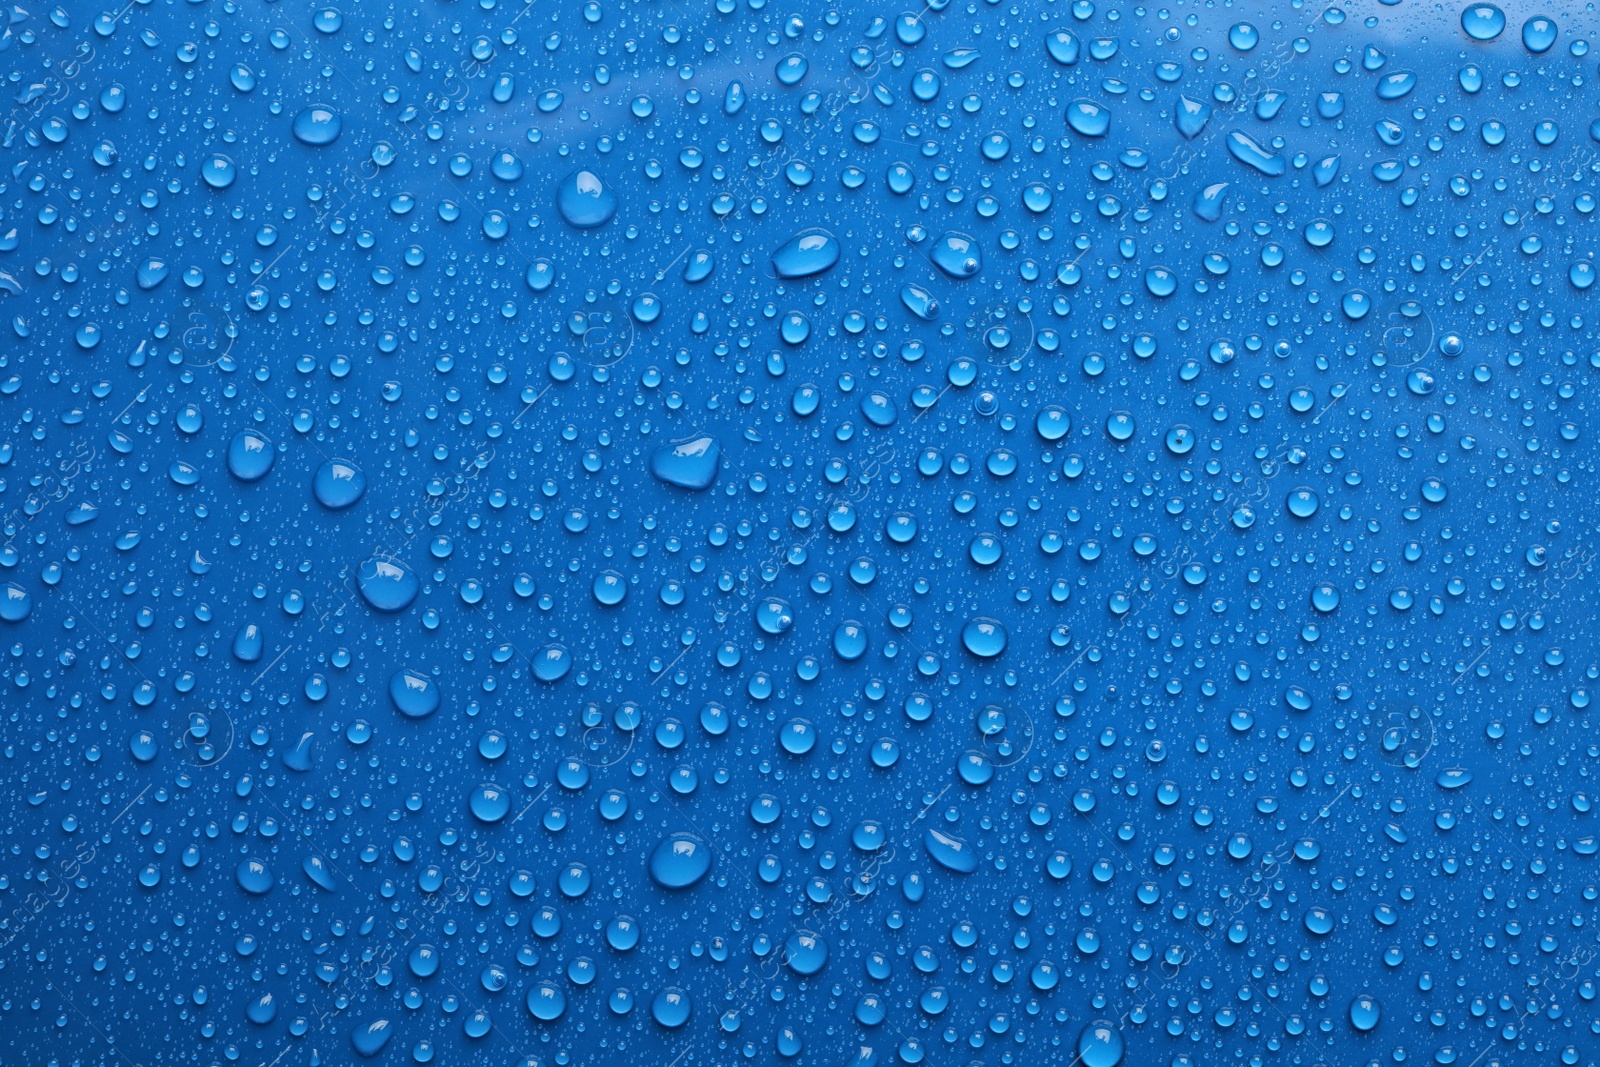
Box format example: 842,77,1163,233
1,1,1598,1066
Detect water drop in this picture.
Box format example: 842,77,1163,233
468,783,511,823
771,228,840,278
292,105,343,145
226,430,275,481
359,558,420,612
930,232,982,278
961,616,1008,657
924,827,979,873
1376,70,1417,100
1522,15,1557,52
1046,29,1081,65
1076,1021,1125,1067
1349,994,1382,1032
200,154,236,189
649,832,713,888
1175,95,1211,139
312,459,366,509
555,170,617,228
650,988,692,1028
1461,4,1505,40
236,858,275,895
0,582,33,622
1226,130,1285,176
650,435,720,490
1066,100,1111,137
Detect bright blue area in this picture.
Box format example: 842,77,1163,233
1,2,1598,1066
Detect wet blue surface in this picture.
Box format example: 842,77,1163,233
2,1,1600,1066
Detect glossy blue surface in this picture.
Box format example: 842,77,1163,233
1,2,1599,1066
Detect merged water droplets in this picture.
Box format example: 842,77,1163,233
648,435,720,490
929,231,982,279
1226,130,1285,176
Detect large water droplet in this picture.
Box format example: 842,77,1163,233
650,435,720,490
0,582,33,622
924,827,979,873
1045,29,1080,65
930,231,982,278
1461,4,1506,40
200,154,236,189
313,459,366,509
389,669,440,718
771,228,840,278
468,783,511,822
350,1018,393,1057
648,832,713,888
302,854,339,892
532,645,572,682
358,558,420,612
226,430,275,481
527,983,566,1022
1194,181,1230,221
899,283,939,320
961,616,1008,657
231,623,264,663
1175,95,1211,139
1376,70,1417,100
556,170,617,228
236,858,275,895
292,105,343,145
1348,994,1382,1032
650,987,692,1028
1065,99,1110,137
246,992,278,1025
1522,15,1557,52
1076,1021,1125,1067
784,932,829,975
1226,130,1285,176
